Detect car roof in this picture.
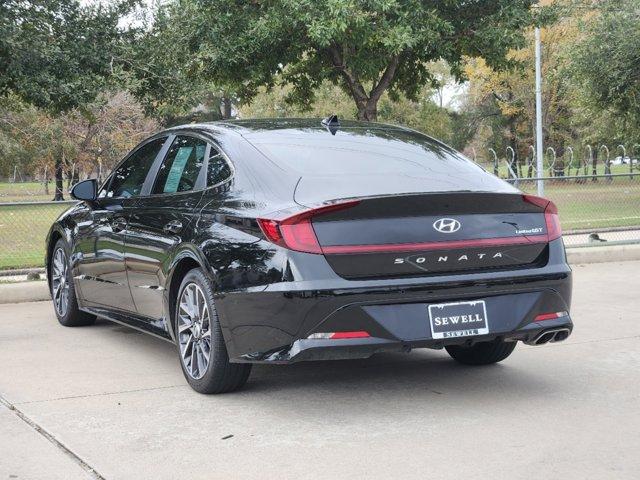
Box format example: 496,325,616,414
163,118,414,136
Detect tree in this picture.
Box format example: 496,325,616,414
571,0,640,139
0,0,135,199
460,5,580,175
239,77,455,142
124,3,230,124
150,0,544,122
0,92,159,187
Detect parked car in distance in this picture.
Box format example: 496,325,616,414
612,156,638,166
46,118,573,393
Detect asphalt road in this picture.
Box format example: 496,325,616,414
1,261,639,480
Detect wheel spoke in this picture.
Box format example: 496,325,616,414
181,334,194,360
191,343,199,377
178,320,193,334
200,342,210,363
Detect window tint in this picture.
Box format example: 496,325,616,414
153,136,207,194
207,146,232,186
105,137,166,198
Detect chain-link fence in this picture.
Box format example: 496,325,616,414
0,200,77,270
1,172,639,271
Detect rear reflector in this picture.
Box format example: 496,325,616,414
534,311,568,322
307,331,371,340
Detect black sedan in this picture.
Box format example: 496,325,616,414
46,118,573,393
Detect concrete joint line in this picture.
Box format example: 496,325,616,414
0,393,105,480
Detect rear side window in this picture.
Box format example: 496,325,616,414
153,135,207,194
105,137,167,198
207,146,232,186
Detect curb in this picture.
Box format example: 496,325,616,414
1,244,640,305
0,281,50,305
566,243,640,264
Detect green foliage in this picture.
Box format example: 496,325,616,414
148,0,541,120
0,0,136,114
239,79,455,142
571,0,640,137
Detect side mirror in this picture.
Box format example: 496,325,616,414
70,179,98,202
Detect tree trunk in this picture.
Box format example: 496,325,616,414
221,97,232,119
43,165,50,195
356,101,378,121
53,155,64,201
327,46,397,124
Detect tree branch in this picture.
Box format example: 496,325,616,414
327,45,368,106
369,55,400,103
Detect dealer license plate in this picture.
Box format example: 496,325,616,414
428,300,489,339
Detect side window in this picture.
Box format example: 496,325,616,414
152,136,207,194
207,146,232,186
105,137,167,198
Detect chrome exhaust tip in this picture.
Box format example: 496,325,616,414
527,328,571,346
550,328,570,343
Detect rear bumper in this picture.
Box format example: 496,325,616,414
257,315,573,364
216,241,573,363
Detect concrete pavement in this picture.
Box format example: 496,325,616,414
0,261,639,479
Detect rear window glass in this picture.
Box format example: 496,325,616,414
246,129,482,176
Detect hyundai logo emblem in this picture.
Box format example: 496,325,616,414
433,218,461,233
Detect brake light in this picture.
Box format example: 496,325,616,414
523,195,562,241
257,200,360,254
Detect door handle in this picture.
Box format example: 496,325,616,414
163,220,183,234
111,217,127,232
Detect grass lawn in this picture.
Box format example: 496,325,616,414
519,178,640,230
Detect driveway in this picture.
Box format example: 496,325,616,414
1,261,639,479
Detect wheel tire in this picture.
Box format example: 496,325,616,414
50,238,96,327
175,268,251,394
445,338,517,365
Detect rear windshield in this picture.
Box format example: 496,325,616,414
244,128,484,176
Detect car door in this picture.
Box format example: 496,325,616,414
124,134,210,322
73,136,169,312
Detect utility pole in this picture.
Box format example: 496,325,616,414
535,26,544,196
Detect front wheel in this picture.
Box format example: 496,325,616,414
175,268,251,394
50,239,95,327
445,338,517,365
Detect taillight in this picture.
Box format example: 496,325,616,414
523,195,562,241
257,200,360,254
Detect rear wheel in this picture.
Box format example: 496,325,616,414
50,239,95,327
445,338,517,365
175,268,251,394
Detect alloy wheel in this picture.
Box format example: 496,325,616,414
177,283,212,380
51,247,69,317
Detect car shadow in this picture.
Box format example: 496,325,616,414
96,318,559,405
